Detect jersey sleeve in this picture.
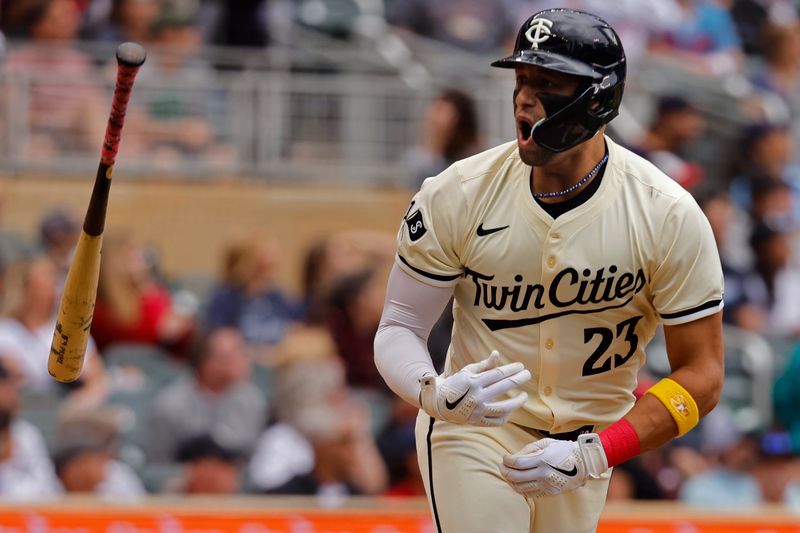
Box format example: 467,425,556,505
396,167,466,287
651,193,724,325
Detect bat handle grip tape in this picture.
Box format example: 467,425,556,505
100,64,141,167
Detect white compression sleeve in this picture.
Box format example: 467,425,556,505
374,263,455,407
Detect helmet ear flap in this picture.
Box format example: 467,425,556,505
586,85,602,114
594,85,623,123
589,86,613,119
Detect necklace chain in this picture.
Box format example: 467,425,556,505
532,153,609,199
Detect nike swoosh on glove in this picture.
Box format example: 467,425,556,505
499,434,609,498
419,350,531,426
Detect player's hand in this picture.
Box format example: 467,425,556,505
499,434,609,498
418,350,531,426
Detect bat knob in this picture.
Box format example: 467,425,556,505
116,42,147,68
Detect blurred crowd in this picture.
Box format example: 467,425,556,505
0,0,799,178
0,213,405,500
0,0,797,511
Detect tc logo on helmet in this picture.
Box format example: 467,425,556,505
525,18,553,49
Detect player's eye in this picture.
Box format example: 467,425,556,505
539,78,556,89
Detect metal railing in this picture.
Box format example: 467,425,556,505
0,36,764,186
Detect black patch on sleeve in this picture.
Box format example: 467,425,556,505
405,210,427,242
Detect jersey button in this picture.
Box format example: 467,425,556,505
547,256,556,268
543,386,553,396
545,339,554,350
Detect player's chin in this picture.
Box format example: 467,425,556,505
518,142,555,167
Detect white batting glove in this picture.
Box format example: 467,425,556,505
419,350,531,427
500,434,609,498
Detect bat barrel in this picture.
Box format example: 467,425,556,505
48,232,103,383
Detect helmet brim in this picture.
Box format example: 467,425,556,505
491,50,602,80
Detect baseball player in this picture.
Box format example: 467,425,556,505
374,8,725,533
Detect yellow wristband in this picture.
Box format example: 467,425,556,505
645,378,699,437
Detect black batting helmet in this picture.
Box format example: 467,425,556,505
492,9,626,152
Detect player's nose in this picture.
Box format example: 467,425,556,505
513,86,541,112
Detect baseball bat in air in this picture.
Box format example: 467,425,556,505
48,42,146,383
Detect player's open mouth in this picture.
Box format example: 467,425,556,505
517,119,534,146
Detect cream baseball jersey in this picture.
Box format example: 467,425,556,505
396,136,724,433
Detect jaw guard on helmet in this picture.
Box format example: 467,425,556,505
492,9,627,153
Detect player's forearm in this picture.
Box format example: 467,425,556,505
374,323,437,407
625,362,723,451
602,314,724,464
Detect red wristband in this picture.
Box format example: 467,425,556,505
599,419,641,467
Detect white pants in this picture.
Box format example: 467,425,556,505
415,411,611,533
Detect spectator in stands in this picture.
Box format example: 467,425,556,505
1,0,106,158
261,354,387,498
248,335,387,496
131,6,234,169
53,407,145,499
0,360,61,500
752,430,800,504
649,0,744,77
205,231,301,358
730,0,798,56
729,123,800,224
326,266,388,391
405,88,482,189
728,176,799,318
745,22,800,124
173,434,242,494
757,21,800,98
38,208,80,291
750,178,796,230
145,327,266,465
385,0,516,54
301,230,395,324
247,326,333,492
0,255,107,405
91,231,195,355
633,95,706,191
83,0,161,44
679,405,763,507
731,221,800,337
